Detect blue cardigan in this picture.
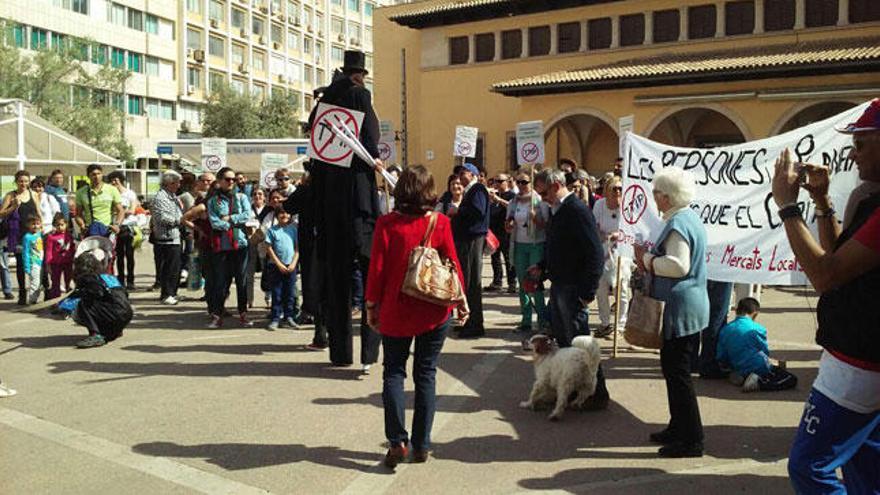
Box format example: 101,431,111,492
451,182,490,242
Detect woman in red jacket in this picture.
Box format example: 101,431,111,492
366,166,469,468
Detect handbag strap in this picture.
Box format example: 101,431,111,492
420,212,438,247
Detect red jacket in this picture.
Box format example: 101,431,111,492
44,231,75,266
367,212,464,337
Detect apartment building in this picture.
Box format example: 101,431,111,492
375,0,880,176
0,0,384,166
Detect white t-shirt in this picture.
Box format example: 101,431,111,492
813,351,880,413
120,188,138,210
506,193,548,244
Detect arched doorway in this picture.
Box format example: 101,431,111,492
774,101,858,135
647,107,748,148
544,113,619,175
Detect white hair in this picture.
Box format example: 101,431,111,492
161,170,182,185
535,168,566,187
652,167,696,208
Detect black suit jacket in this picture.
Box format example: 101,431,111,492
540,194,604,301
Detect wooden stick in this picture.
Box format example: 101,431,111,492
612,254,622,358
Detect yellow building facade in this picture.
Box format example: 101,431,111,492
374,0,880,178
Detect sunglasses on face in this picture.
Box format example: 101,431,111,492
516,180,530,185
221,176,235,182
612,186,623,192
277,176,290,181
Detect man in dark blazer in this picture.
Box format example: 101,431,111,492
529,168,610,409
306,50,382,370
451,163,490,338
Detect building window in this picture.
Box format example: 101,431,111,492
232,9,246,28
764,0,795,31
51,33,66,53
187,66,202,88
210,71,225,92
128,95,143,115
186,0,201,14
331,45,344,62
253,17,264,36
850,0,880,22
145,14,159,34
288,1,299,18
365,2,374,17
620,14,645,46
146,56,160,76
128,9,144,30
31,28,48,50
72,0,88,14
805,0,838,27
187,28,202,50
726,1,755,35
111,47,125,68
475,33,494,62
348,0,360,12
688,4,717,39
110,93,124,112
159,19,175,41
230,79,245,95
92,44,108,65
653,9,680,42
588,18,611,49
288,30,300,50
303,37,312,54
232,44,244,65
210,1,224,23
317,67,325,84
146,99,161,119
349,22,361,43
331,17,344,34
110,3,125,26
127,52,142,72
557,22,580,53
304,94,313,110
272,23,283,43
180,103,202,124
209,35,225,57
331,0,342,5
253,51,266,72
8,23,26,48
304,65,313,84
449,36,468,65
528,26,550,56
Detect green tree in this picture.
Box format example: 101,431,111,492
203,84,301,139
0,21,133,163
257,89,301,138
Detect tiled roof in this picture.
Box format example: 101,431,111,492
389,0,510,20
493,36,880,96
388,0,621,29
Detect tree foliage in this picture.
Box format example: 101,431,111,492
202,84,301,139
0,22,134,164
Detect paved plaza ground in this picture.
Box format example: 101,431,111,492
0,249,819,494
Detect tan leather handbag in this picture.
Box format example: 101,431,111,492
624,272,665,350
401,213,466,306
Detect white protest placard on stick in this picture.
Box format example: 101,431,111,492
453,125,478,158
620,101,869,285
516,120,545,166
201,138,227,173
308,103,366,168
618,115,634,157
378,120,397,164
260,153,288,190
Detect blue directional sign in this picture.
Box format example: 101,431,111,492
157,145,173,154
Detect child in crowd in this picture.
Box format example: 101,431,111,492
20,216,44,304
264,207,299,331
716,297,798,392
45,213,75,299
69,252,133,348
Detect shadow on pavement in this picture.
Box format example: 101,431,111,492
47,360,363,381
132,441,383,472
4,334,84,349
121,344,313,355
517,468,791,494
313,392,491,414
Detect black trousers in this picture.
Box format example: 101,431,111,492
154,243,181,300
14,252,25,303
324,254,380,365
455,235,485,330
115,232,136,285
211,249,248,315
490,229,514,288
660,332,704,445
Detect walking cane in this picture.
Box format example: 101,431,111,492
612,255,622,358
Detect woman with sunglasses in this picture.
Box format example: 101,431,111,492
505,172,550,334
592,175,632,339
274,169,296,198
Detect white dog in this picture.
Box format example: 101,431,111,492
519,334,602,421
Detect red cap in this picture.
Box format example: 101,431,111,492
839,99,880,134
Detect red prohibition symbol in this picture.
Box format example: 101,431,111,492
311,107,360,163
622,184,648,225
457,141,472,156
521,142,539,162
377,142,392,161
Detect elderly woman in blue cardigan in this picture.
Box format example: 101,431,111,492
635,167,710,459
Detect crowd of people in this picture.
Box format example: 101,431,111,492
0,50,876,493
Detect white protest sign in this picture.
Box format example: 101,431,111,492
620,101,869,285
308,102,365,168
201,138,227,173
378,120,397,164
618,115,634,157
516,120,545,166
453,125,478,158
260,153,288,190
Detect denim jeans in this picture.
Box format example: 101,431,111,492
382,319,449,451
267,264,297,321
209,248,249,316
697,280,733,374
549,283,609,400
0,249,13,296
351,260,363,309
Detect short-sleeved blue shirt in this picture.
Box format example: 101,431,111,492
266,224,298,265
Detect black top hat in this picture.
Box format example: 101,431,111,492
342,50,368,75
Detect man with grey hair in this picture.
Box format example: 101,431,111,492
150,170,184,305
529,168,609,409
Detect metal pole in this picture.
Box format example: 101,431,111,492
612,255,622,358
400,48,408,168
16,101,26,171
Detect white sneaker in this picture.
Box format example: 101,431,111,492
361,364,372,375
742,373,761,393
161,296,178,305
0,384,17,397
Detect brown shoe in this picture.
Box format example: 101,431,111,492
384,443,408,469
411,450,429,463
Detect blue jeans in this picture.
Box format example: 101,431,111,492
0,249,12,296
382,319,449,451
351,261,363,309
697,280,733,375
549,283,609,400
268,264,297,321
789,388,880,494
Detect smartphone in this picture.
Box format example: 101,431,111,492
796,163,808,186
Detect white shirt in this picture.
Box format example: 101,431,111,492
119,188,138,211
814,351,880,413
38,193,61,233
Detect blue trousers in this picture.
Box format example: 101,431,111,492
789,388,880,494
0,248,12,296
697,280,733,374
267,264,297,322
382,320,448,452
